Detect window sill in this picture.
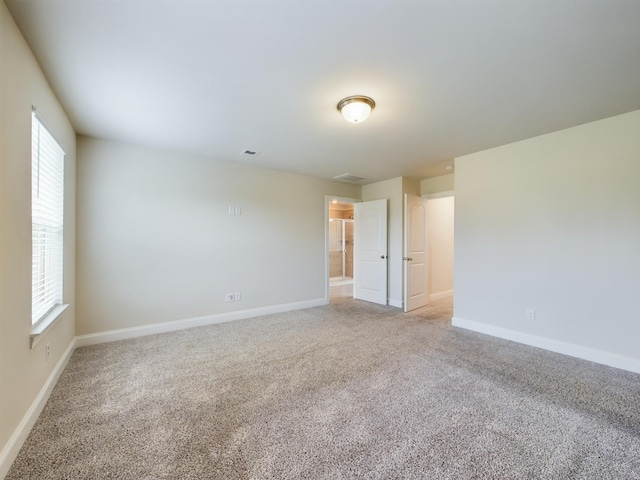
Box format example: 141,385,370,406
30,304,69,349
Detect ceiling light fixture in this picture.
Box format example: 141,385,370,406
337,95,375,123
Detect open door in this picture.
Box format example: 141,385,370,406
354,199,387,305
403,194,428,312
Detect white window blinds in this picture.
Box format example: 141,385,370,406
32,110,65,325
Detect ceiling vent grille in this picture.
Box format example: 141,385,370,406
333,173,367,183
239,149,260,157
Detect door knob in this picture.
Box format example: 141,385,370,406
380,255,387,259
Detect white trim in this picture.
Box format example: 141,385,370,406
422,190,454,199
30,304,69,348
452,316,640,375
388,298,403,308
0,338,76,479
428,289,454,301
75,298,325,347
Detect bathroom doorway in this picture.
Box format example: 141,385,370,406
329,217,353,285
326,197,357,301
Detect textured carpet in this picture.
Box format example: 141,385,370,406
7,296,640,479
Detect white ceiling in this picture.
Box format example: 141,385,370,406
6,0,640,183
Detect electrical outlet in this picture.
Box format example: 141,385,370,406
526,309,535,321
225,293,235,302
234,292,241,301
45,342,50,362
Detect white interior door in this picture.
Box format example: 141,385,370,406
404,194,428,312
354,199,388,305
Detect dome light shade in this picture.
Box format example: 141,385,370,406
337,95,375,123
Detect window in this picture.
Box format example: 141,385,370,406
31,109,65,326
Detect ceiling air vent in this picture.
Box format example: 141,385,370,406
333,173,367,183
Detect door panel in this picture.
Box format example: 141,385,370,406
409,262,426,297
404,194,428,312
354,199,388,305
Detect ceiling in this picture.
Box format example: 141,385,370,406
5,0,640,184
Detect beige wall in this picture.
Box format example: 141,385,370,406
421,173,454,195
454,110,640,369
76,136,360,335
0,2,76,470
402,177,421,198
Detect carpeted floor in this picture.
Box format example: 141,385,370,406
7,296,640,479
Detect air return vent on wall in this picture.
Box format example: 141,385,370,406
333,173,367,183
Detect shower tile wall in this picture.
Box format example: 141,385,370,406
329,231,353,278
329,207,353,220
344,220,353,278
329,220,343,278
329,252,342,278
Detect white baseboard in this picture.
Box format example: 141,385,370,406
429,289,454,301
75,298,326,347
388,298,403,308
452,316,640,375
0,338,76,479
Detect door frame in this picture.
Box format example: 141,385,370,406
325,195,359,304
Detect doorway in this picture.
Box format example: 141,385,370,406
329,218,354,285
326,196,358,302
424,192,455,302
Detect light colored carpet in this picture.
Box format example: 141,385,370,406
7,296,640,479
